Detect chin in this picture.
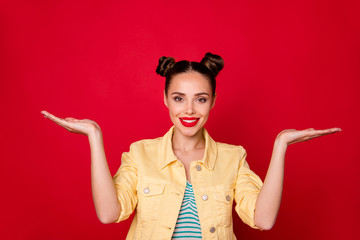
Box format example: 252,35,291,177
175,124,204,137
182,129,199,137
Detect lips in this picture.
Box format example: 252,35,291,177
179,117,200,127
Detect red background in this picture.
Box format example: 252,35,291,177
1,0,359,239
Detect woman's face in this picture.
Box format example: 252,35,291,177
164,71,216,137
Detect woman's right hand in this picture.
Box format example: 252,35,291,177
41,110,101,136
42,110,121,223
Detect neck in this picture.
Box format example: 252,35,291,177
172,127,205,152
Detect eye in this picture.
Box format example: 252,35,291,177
197,97,207,103
174,96,183,102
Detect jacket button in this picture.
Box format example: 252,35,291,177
202,194,208,201
226,195,231,201
143,187,150,194
210,227,216,233
196,165,202,171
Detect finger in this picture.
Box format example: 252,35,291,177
316,128,341,135
305,128,341,140
44,112,72,128
42,111,56,119
41,110,52,118
42,111,58,120
329,127,342,132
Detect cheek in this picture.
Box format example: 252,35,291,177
198,104,212,115
168,104,181,116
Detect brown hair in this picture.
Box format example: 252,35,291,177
156,52,224,96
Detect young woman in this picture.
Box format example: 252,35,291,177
41,53,341,239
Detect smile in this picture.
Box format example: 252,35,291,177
179,117,200,127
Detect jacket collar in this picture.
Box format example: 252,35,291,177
159,126,217,171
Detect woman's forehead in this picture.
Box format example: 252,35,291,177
168,72,212,93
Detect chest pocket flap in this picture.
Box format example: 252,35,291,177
215,191,233,204
139,181,166,197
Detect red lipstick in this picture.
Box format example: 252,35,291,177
179,117,200,127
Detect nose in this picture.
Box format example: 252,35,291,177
185,101,195,115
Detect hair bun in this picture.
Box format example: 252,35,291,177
156,56,175,77
200,52,224,77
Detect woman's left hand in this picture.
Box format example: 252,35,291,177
276,127,341,145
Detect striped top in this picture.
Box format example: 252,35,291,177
172,181,202,239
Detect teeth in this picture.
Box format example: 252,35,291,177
183,119,196,123
181,118,198,123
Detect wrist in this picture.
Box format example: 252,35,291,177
274,136,288,149
88,128,103,141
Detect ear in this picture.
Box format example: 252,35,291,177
211,93,217,109
164,90,169,108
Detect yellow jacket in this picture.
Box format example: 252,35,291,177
113,126,263,239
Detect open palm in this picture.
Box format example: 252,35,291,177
41,110,100,136
277,127,341,145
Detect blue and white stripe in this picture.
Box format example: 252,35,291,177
172,181,202,239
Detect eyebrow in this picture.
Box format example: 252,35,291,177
170,92,209,96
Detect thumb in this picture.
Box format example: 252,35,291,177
65,117,79,122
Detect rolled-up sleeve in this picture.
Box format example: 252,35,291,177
112,142,139,223
234,147,263,229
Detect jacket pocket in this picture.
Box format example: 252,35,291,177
137,180,166,227
139,181,165,197
214,190,234,227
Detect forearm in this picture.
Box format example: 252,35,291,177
88,130,120,224
254,138,287,230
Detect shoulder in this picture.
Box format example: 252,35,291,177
128,136,163,150
121,137,164,164
214,141,247,168
216,141,246,155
